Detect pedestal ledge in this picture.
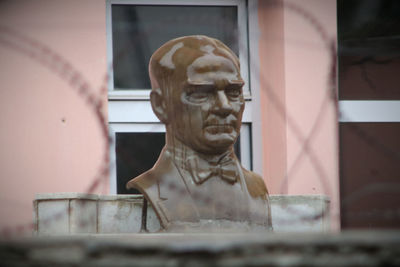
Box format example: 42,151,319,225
33,194,330,235
2,231,400,266
35,192,99,200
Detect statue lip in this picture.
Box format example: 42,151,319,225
206,123,233,126
204,124,235,133
204,118,236,128
205,124,235,128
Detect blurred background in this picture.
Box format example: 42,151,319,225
0,0,399,234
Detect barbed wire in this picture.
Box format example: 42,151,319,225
0,0,398,237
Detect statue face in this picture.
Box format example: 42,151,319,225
168,50,245,155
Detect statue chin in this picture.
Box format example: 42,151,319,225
200,135,238,155
204,131,237,144
171,129,237,155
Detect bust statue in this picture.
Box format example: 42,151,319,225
126,35,272,232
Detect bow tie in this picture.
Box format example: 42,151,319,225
185,154,239,185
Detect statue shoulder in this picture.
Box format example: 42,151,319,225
126,169,157,191
242,167,269,198
126,147,176,193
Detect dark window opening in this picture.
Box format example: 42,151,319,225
116,132,241,194
112,5,238,89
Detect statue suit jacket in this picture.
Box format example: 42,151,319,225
126,146,272,231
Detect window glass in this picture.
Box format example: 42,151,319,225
338,0,400,229
116,132,165,194
339,122,400,228
338,0,400,100
112,5,238,89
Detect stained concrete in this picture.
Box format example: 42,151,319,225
34,193,329,234
1,231,400,266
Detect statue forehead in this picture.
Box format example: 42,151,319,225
152,36,239,74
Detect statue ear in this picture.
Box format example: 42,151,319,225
150,88,169,124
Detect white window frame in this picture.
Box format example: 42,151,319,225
339,101,400,122
106,0,263,194
106,0,250,99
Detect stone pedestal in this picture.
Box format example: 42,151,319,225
34,193,98,235
33,193,329,235
34,193,161,235
271,195,330,232
2,232,400,266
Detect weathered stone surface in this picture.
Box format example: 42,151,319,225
36,200,70,235
97,195,143,234
70,199,97,234
146,203,162,232
1,231,400,267
34,194,329,235
34,193,99,235
271,195,330,232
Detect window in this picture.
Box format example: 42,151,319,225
338,0,400,228
106,0,257,194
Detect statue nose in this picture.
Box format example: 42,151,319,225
213,91,232,116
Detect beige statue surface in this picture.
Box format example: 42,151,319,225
126,35,272,232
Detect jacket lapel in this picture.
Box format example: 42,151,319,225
154,148,200,227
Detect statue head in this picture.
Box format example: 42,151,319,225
149,35,245,155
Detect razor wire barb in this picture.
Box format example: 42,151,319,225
0,0,399,237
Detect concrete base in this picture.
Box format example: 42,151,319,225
271,195,330,232
33,193,160,235
2,232,400,266
33,193,329,235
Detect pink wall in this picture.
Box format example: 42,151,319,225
258,1,288,194
258,0,339,229
0,0,339,231
0,0,108,230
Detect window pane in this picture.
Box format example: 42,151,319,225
116,132,241,194
116,133,166,194
339,122,400,229
338,0,400,100
112,5,238,89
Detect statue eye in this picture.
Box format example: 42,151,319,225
186,90,210,103
185,85,214,103
225,86,242,99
